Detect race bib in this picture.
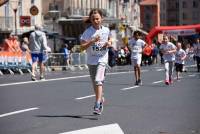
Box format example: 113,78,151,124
132,46,142,53
91,42,107,56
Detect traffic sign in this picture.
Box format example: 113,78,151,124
30,5,39,16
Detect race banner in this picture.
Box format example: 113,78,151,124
163,29,196,36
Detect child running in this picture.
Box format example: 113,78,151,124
128,31,146,85
160,35,177,85
80,9,112,115
175,42,186,81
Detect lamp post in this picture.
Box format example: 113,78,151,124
10,0,20,35
48,0,60,52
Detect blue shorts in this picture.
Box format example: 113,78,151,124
31,53,45,63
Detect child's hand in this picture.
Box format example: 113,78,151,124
91,35,100,43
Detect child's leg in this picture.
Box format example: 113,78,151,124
95,63,106,103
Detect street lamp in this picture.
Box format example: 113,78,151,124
48,0,60,52
9,0,20,35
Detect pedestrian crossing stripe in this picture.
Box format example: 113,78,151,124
59,123,124,134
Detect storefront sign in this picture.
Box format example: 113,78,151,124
20,16,31,27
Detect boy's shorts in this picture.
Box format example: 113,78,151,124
175,63,183,72
131,58,142,66
31,53,45,63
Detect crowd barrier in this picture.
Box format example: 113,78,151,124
46,52,88,71
0,51,32,75
0,52,88,75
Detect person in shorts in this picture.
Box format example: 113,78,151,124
80,9,112,115
128,31,146,85
175,42,186,81
29,25,51,81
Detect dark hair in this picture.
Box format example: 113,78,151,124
133,31,141,36
85,8,103,23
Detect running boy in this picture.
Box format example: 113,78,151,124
160,35,177,85
175,42,186,80
80,9,112,115
128,31,146,85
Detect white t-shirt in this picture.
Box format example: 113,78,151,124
128,38,145,59
175,49,186,64
80,25,110,65
160,42,176,62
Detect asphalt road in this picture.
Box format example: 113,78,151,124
0,63,200,134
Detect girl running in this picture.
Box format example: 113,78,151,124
80,9,112,115
160,35,177,85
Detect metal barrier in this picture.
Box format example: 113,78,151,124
0,52,88,75
0,51,32,75
46,52,88,71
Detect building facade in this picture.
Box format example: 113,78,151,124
0,0,43,35
140,0,200,32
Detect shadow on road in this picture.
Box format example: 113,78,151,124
35,114,99,120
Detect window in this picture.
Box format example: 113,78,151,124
182,1,187,8
182,12,187,20
193,0,198,8
193,12,199,19
31,0,34,4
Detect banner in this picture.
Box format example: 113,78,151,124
163,29,196,36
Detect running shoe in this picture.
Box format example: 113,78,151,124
165,80,169,85
93,102,101,115
134,81,139,85
169,79,173,84
99,97,105,113
138,79,142,85
40,76,45,80
31,75,36,81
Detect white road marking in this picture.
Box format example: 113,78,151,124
59,123,124,134
152,80,163,84
121,86,139,91
0,107,39,118
0,75,90,87
0,69,152,88
75,94,95,100
156,69,164,71
188,74,196,77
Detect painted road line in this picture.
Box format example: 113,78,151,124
121,86,139,91
188,74,196,77
0,107,39,118
75,94,95,100
152,80,163,84
0,69,152,87
0,75,90,87
156,69,164,72
59,123,124,134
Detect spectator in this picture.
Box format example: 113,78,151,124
152,43,159,64
29,25,50,81
3,33,21,52
21,37,30,53
108,46,117,67
60,44,70,70
193,38,200,72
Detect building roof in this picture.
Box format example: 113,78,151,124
140,0,158,5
